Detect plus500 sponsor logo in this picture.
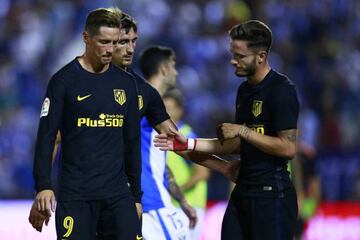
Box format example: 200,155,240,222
77,113,123,127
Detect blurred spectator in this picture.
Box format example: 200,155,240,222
164,88,210,240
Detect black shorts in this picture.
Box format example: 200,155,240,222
55,195,142,240
221,189,298,240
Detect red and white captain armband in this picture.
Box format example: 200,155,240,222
173,138,197,151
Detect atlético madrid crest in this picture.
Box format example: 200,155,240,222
138,95,143,110
252,100,263,117
114,89,126,105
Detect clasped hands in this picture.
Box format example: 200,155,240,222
153,123,247,150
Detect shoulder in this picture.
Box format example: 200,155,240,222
269,71,298,98
111,64,136,82
271,71,296,90
49,59,79,85
128,68,157,94
128,68,146,84
111,65,139,93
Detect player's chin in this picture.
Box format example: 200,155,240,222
235,70,248,77
123,58,133,65
101,57,112,64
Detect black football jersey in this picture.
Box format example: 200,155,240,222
33,59,142,202
233,69,299,198
127,68,169,125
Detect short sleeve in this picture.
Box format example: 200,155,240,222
144,84,170,127
272,83,299,131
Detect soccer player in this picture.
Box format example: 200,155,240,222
155,20,300,240
28,8,239,236
164,89,210,240
32,8,142,240
111,9,197,238
137,46,196,239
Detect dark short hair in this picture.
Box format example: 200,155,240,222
229,20,272,52
139,46,175,79
85,8,120,36
108,7,137,33
120,12,137,33
163,88,183,108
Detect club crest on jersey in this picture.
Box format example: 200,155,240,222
114,89,126,105
252,100,263,117
138,95,143,110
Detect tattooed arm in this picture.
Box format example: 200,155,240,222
218,124,297,160
240,127,297,159
166,166,197,228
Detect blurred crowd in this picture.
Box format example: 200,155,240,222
0,0,359,202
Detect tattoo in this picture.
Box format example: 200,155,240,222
238,125,251,140
165,166,185,202
279,129,297,143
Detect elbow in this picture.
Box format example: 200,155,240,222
201,170,211,180
282,146,296,160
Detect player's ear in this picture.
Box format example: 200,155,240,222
159,63,167,76
83,31,90,44
257,51,267,64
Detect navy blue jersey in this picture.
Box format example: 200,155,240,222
128,68,170,126
233,69,299,198
33,59,142,202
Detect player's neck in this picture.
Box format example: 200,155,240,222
148,76,166,96
247,64,271,85
79,53,109,73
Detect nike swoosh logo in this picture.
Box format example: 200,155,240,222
136,235,143,240
77,94,91,101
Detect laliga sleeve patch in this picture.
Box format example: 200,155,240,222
40,97,50,118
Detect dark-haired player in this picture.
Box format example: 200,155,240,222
155,20,299,240
32,8,142,240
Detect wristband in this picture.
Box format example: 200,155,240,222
187,138,197,151
173,138,197,151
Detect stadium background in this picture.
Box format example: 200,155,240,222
0,0,359,239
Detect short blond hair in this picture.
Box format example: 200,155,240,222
85,8,120,36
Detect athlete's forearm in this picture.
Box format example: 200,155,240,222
155,119,178,134
177,151,229,178
195,137,240,155
181,164,210,191
34,76,65,192
165,166,186,203
239,126,297,160
51,131,61,164
124,137,143,203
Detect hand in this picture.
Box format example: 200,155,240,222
224,160,241,182
154,129,189,151
28,201,50,232
179,200,197,229
217,123,249,144
135,202,143,220
35,189,56,217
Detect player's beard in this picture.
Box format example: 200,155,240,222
235,58,257,77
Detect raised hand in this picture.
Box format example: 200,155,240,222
154,129,193,151
217,123,249,143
